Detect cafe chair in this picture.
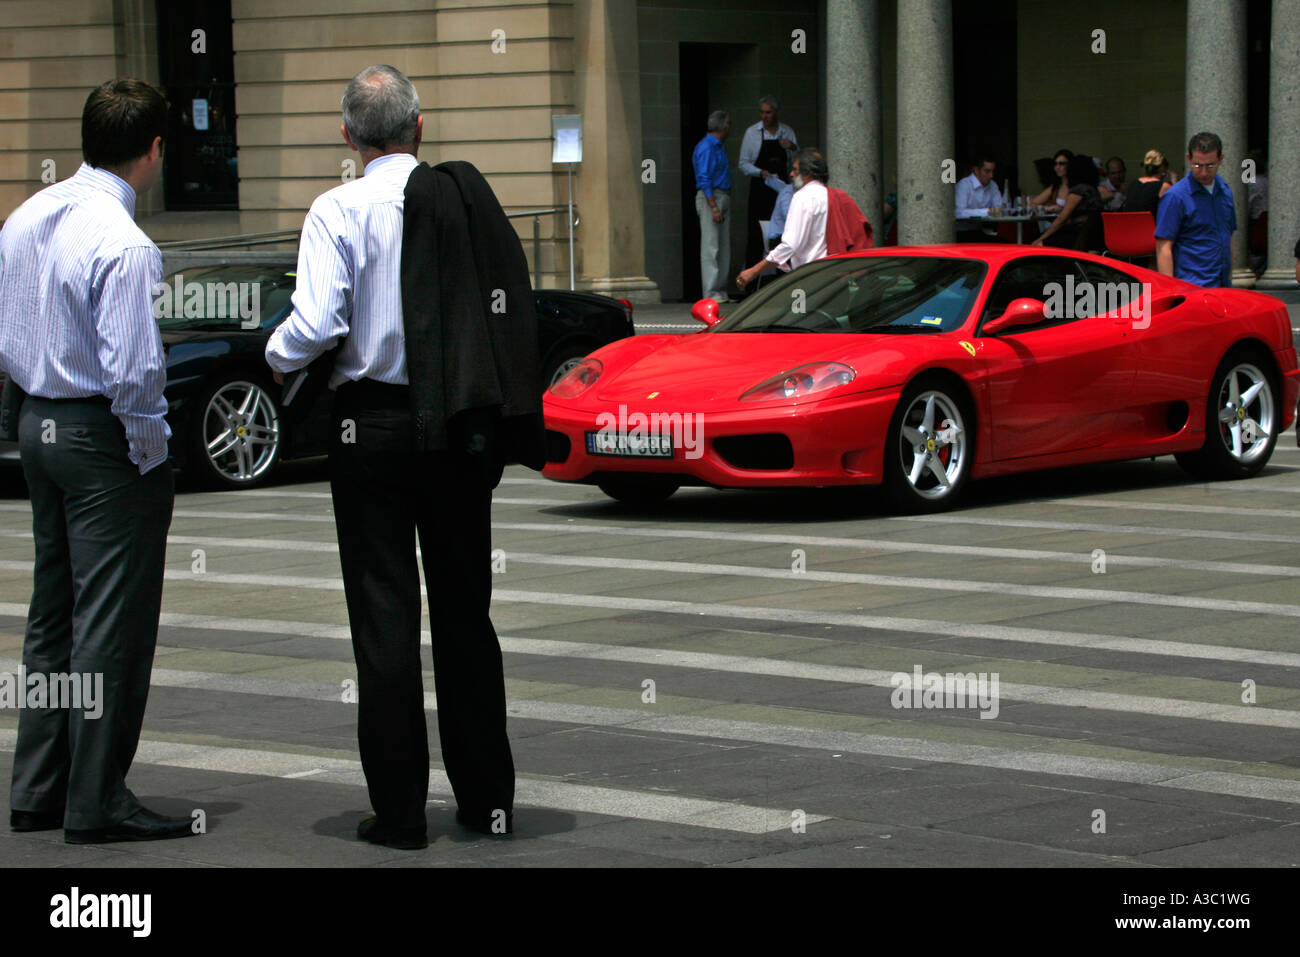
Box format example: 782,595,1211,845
1101,212,1157,261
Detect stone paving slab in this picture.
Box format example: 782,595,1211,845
3,447,1300,870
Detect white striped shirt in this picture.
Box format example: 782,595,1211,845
0,163,170,473
265,152,418,387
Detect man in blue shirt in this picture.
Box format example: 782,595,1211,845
1155,131,1236,287
692,110,732,301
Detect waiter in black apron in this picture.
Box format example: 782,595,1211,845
740,96,798,278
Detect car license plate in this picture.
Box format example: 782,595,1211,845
585,430,674,458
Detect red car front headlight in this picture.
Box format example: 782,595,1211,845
549,357,604,398
739,362,856,402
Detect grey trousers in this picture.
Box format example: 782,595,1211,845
9,397,173,829
695,189,732,301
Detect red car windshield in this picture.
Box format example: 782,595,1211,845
714,256,987,334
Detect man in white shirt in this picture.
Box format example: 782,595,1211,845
738,96,798,270
2,78,195,845
735,149,828,291
955,155,1004,241
265,65,520,849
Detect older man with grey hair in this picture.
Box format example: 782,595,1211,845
692,110,732,301
266,64,526,848
739,95,798,271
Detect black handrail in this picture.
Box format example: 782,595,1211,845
154,206,577,289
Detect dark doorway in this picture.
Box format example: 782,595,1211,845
157,0,239,210
953,1,1018,197
1246,0,1271,157
679,42,758,302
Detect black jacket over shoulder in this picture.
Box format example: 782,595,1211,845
401,160,545,470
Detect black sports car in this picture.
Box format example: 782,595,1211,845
160,262,636,487
0,263,635,488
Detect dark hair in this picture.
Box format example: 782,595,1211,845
1066,153,1099,188
793,147,828,183
1187,131,1223,156
81,78,167,169
1032,157,1055,189
1105,155,1126,172
1051,149,1074,187
971,153,997,169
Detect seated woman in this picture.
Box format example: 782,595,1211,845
1122,149,1171,217
1028,149,1073,209
1032,154,1103,250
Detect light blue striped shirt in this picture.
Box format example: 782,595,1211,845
0,162,170,473
265,152,418,387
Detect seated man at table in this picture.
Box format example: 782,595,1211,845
955,154,1005,242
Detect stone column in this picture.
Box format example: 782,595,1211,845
1257,0,1300,289
1185,0,1252,286
571,0,659,300
897,0,954,246
827,0,881,240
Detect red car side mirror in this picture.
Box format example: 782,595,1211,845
691,298,722,328
983,297,1047,335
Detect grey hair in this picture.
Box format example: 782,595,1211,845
759,94,779,110
707,110,729,132
341,65,420,150
793,147,828,183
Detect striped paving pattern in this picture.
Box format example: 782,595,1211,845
1,454,1298,866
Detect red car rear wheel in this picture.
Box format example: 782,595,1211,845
1176,347,1278,480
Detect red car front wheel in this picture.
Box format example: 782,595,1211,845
884,376,973,512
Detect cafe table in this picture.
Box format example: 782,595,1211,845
956,210,1060,244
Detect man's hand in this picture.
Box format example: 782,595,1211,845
712,207,724,224
736,264,763,291
779,137,794,150
988,206,1003,217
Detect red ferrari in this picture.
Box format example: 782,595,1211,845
542,246,1299,511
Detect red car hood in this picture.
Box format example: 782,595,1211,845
586,331,958,407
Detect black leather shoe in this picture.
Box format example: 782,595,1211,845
65,808,198,845
456,808,513,836
357,815,428,850
10,808,64,832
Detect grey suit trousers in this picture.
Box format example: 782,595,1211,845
9,396,173,829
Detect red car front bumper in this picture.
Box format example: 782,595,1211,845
542,388,902,488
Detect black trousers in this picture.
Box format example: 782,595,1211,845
9,397,173,829
329,383,513,831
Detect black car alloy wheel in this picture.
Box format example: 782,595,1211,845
190,373,283,488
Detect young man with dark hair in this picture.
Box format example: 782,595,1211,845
955,154,1005,242
1154,131,1237,287
0,78,195,844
